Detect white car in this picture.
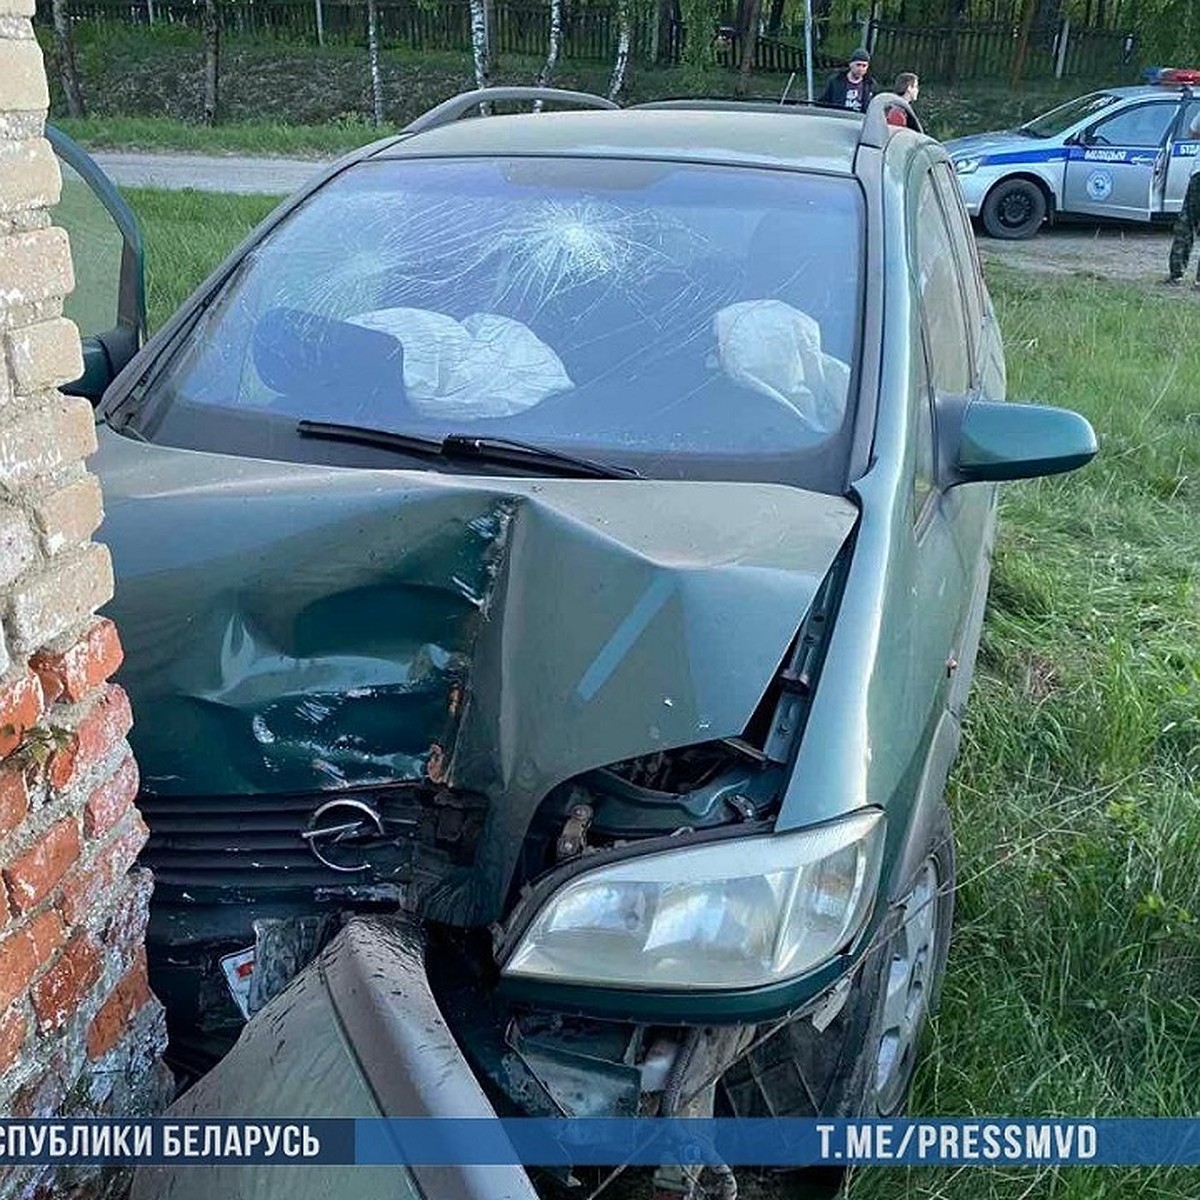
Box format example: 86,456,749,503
946,83,1200,238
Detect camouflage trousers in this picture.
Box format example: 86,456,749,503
1169,171,1200,280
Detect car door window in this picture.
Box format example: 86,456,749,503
1088,102,1176,147
931,164,984,359
911,329,936,522
51,159,125,340
913,170,972,396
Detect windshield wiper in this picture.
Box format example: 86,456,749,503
297,421,639,480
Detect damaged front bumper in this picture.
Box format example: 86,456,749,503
131,915,540,1200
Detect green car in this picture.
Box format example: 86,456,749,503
54,86,1095,1161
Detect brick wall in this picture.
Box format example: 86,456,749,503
0,5,171,1197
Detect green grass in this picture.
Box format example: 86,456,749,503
117,189,1200,1197
848,269,1200,1199
45,24,1127,155
126,187,279,328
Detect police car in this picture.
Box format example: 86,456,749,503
946,71,1200,239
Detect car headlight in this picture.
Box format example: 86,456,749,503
502,810,884,990
954,156,982,175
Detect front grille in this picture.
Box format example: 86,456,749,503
138,785,487,903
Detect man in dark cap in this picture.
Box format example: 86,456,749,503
818,47,877,113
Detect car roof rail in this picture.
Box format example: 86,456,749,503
859,92,924,148
405,87,619,134
633,97,860,119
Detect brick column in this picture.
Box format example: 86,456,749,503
0,4,171,1196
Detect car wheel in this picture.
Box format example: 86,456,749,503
981,178,1047,240
718,804,955,1121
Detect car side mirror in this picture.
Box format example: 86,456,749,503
943,400,1098,487
45,125,147,404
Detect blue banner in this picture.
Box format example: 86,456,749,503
4,1117,1200,1167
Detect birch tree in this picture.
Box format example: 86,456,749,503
52,0,86,119
203,0,219,126
536,0,564,89
469,0,492,90
367,0,384,126
609,0,633,100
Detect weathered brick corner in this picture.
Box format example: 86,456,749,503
0,11,172,1200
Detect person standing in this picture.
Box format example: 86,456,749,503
1167,118,1200,286
818,47,877,113
886,71,920,126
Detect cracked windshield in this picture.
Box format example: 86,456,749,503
130,157,862,487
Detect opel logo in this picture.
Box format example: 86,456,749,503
301,798,386,873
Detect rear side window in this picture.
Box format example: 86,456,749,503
912,170,972,396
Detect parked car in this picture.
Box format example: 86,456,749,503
946,81,1200,239
51,87,1095,1165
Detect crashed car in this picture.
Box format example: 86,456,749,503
52,87,1096,1140
947,78,1200,239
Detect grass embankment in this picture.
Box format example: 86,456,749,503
123,189,1200,1198
48,24,1129,156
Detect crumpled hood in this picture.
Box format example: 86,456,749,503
95,426,857,920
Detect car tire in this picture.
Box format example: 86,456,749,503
981,178,1047,240
847,802,956,1116
720,802,955,1121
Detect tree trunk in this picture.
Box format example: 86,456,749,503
483,0,498,74
766,0,786,35
52,0,86,119
1010,0,1036,87
536,0,563,87
203,0,219,126
608,0,633,100
367,0,383,126
653,0,677,64
736,0,762,94
469,0,491,90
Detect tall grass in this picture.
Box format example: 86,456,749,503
118,191,1200,1196
847,271,1200,1200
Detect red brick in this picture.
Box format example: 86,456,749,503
0,926,38,1008
32,619,124,707
0,671,43,758
28,909,65,963
0,1004,27,1073
47,685,133,790
86,948,151,1060
57,812,148,926
83,752,138,839
31,933,101,1031
0,767,29,838
3,818,79,915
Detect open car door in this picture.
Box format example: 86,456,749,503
46,125,147,400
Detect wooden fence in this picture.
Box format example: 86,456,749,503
41,0,1136,80
869,19,1134,81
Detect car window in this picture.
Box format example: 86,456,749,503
121,157,865,491
931,163,983,355
1088,102,1177,148
912,329,935,522
51,159,124,339
1020,91,1120,139
912,169,972,396
1179,98,1200,138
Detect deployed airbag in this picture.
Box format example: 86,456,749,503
349,307,574,418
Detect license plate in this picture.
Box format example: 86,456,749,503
219,946,256,1020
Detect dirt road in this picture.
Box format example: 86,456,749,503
978,221,1177,285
